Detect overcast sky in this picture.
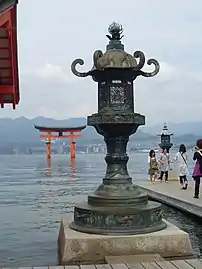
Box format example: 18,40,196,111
1,0,202,125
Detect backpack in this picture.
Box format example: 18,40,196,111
150,158,158,170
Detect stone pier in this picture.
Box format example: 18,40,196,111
58,220,193,265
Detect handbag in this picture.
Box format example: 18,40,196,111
192,150,202,177
192,161,202,177
180,153,188,175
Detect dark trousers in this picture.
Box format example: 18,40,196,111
179,175,188,185
194,176,201,197
160,171,168,181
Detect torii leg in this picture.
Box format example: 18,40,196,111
45,156,51,176
70,139,76,159
46,132,51,159
46,141,51,159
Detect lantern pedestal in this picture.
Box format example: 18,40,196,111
58,219,193,265
69,112,167,235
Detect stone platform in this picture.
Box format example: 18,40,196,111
58,219,193,265
136,180,202,218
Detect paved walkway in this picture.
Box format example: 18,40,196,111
2,259,202,268
135,180,202,217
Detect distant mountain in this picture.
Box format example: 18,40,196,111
0,117,200,148
0,117,152,147
173,134,201,146
32,116,87,127
0,116,88,146
143,121,202,136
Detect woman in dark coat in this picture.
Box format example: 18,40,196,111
192,139,202,198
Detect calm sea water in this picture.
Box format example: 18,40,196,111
0,152,201,267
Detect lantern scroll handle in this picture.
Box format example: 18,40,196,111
71,59,89,77
138,58,160,77
133,50,145,70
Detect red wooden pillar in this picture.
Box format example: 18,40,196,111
46,132,51,159
70,139,76,159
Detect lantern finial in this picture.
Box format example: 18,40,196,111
106,22,124,41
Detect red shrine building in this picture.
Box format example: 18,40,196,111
0,0,19,109
34,125,86,159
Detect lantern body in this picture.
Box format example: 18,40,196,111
97,71,134,113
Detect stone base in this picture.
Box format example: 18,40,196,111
70,200,167,235
58,219,193,265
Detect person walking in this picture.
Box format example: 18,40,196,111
148,149,159,182
159,148,170,182
175,144,188,190
192,139,202,199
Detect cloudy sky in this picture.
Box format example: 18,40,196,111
2,0,202,125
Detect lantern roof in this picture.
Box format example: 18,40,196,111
157,122,173,136
71,22,160,79
91,22,137,70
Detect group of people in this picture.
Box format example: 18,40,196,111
148,148,170,183
148,139,202,199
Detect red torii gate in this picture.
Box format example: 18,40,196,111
0,0,19,109
34,125,86,159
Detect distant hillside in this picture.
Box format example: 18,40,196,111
0,117,152,146
143,121,202,136
0,117,200,147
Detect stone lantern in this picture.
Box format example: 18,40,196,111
157,123,173,153
58,23,193,265
69,22,166,235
